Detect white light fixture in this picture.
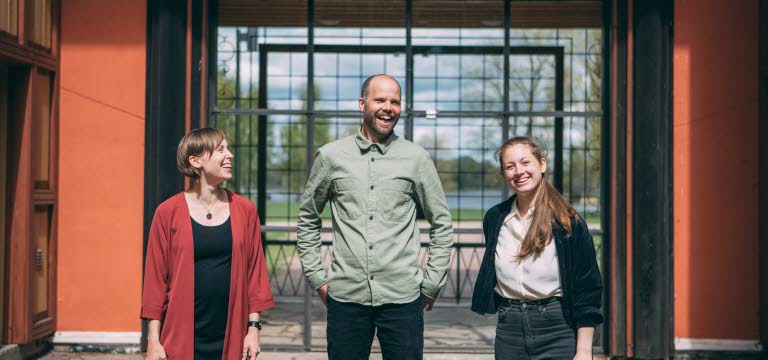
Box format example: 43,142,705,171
481,20,502,27
318,19,340,26
426,109,437,119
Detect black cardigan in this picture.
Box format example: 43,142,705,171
470,195,604,328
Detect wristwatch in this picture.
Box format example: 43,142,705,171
248,321,262,330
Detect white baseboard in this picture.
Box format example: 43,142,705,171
674,337,763,351
53,331,141,345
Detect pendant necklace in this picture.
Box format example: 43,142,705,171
199,193,219,220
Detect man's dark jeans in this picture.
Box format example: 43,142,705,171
326,295,424,360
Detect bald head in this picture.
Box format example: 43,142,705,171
360,74,401,100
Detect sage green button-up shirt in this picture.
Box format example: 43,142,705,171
297,131,454,306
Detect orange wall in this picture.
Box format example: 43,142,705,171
674,0,759,339
58,0,146,331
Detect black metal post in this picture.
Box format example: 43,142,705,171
554,49,564,192
405,0,414,141
233,29,242,190
257,50,268,227
599,0,613,354
455,250,461,304
303,0,315,350
190,0,203,129
206,0,218,126
759,0,768,349
502,0,510,200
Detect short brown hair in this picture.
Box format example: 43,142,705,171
176,128,227,180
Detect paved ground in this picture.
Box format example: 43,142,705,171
253,299,496,349
38,351,495,359
40,301,496,359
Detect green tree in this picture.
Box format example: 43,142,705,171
216,69,261,196
270,84,332,194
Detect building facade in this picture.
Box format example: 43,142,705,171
0,0,765,358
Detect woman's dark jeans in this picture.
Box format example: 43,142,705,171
494,297,576,360
327,295,424,360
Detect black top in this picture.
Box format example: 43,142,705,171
470,195,604,328
192,217,233,360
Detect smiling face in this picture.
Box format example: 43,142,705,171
190,139,234,183
500,143,547,198
359,76,401,142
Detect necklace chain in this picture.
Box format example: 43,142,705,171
198,190,220,220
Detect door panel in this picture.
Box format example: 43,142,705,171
31,204,52,322
2,64,57,343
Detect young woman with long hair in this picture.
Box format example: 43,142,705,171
471,136,603,360
141,128,274,359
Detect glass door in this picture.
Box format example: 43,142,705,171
212,6,605,348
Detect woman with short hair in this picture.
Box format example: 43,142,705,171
141,128,274,360
472,136,603,360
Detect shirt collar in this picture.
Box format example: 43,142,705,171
354,129,397,154
503,198,535,225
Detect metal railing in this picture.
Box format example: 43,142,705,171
263,225,603,303
261,223,602,350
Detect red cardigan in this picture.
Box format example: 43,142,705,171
141,190,275,360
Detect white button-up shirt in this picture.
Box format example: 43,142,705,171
494,199,562,300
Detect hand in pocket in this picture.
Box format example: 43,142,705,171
316,283,329,306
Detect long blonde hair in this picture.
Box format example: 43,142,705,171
496,136,577,259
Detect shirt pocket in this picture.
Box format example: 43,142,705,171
378,179,415,222
333,178,363,220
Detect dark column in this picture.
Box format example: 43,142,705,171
142,0,188,350
631,0,673,358
190,0,203,129
206,0,219,124
599,0,614,354
760,0,768,349
611,0,628,356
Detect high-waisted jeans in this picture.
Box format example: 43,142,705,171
494,297,576,360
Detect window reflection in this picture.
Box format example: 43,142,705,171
27,0,52,49
214,1,604,224
0,0,18,35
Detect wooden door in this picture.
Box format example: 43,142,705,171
3,64,58,344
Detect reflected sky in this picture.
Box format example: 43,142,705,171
217,26,602,114
215,26,604,209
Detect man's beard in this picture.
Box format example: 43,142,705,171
363,109,398,138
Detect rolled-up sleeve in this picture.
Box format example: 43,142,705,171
141,211,170,320
415,153,454,298
297,150,332,290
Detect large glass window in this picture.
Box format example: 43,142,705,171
31,67,51,189
213,0,606,350
0,0,18,35
26,0,52,49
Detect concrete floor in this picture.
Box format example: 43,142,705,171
38,301,496,359
38,351,495,360
256,299,496,350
